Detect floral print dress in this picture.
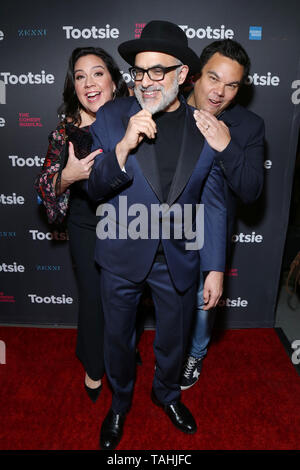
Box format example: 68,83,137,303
34,122,92,224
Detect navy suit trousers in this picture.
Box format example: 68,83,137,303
100,262,197,413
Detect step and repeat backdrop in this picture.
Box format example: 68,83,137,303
0,0,299,327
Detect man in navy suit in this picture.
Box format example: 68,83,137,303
87,20,227,450
180,39,265,390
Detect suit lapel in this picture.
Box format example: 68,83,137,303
135,137,164,202
120,98,204,205
219,103,240,127
166,102,204,206
122,98,164,202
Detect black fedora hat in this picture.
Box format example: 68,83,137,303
118,20,200,75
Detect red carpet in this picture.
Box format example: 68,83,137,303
0,326,299,450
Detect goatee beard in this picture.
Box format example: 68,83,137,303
134,78,179,115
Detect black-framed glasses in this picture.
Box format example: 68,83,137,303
129,64,181,81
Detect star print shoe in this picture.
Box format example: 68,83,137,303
180,356,203,390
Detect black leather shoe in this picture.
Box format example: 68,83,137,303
84,382,102,403
151,389,197,434
100,408,126,450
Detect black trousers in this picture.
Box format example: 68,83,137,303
68,220,104,381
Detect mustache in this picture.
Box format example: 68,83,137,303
137,85,164,92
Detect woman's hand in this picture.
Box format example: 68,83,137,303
62,142,102,183
54,142,102,195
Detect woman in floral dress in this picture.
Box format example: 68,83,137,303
35,47,128,401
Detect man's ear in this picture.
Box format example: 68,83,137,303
178,64,189,85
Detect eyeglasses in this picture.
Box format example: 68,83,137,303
129,64,182,82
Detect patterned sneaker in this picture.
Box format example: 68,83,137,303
180,355,203,390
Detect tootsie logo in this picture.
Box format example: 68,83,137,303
246,72,280,87
28,294,73,304
231,232,263,244
0,262,25,273
8,155,44,167
63,25,119,39
0,193,25,205
179,24,234,39
29,229,69,241
0,71,55,85
218,297,248,307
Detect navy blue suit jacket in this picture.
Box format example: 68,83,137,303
216,103,265,250
88,97,227,292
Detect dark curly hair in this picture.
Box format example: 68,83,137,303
58,46,129,125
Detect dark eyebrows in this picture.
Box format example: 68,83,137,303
74,65,105,74
207,70,219,78
207,70,241,86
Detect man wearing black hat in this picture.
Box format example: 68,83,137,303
88,20,227,450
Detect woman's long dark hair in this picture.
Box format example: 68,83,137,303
55,47,128,194
58,46,129,124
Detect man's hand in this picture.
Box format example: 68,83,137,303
116,109,157,168
194,109,231,152
202,271,224,310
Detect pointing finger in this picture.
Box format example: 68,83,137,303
83,148,103,163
